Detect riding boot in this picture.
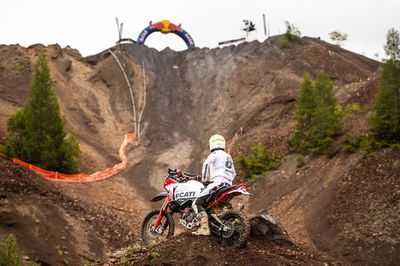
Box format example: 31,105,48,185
192,211,210,236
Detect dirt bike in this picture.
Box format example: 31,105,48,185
141,169,251,248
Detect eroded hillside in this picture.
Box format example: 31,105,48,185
1,37,399,265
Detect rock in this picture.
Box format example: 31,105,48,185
250,211,288,239
48,44,62,59
63,59,72,72
63,46,82,59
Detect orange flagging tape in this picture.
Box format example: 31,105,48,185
12,132,136,182
0,153,10,159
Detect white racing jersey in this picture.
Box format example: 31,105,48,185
201,149,236,184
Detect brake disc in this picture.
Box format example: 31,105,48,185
221,221,235,238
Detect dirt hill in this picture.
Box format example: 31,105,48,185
0,37,399,265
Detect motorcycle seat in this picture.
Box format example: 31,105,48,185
206,185,236,204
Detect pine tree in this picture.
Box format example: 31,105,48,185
314,71,342,136
288,73,320,151
369,28,400,143
5,53,80,173
369,59,400,142
289,71,342,154
384,28,400,61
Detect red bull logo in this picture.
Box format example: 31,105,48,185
150,20,182,34
150,21,165,31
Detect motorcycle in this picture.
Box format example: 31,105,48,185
141,169,251,248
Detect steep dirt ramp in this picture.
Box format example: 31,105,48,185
116,37,379,202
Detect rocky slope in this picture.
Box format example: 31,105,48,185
1,36,399,265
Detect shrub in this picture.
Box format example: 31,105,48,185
360,136,388,158
341,135,363,153
119,256,129,264
0,234,23,266
295,154,305,168
148,252,160,260
0,234,39,266
279,37,291,49
235,143,281,180
279,21,302,49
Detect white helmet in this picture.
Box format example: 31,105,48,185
209,134,225,152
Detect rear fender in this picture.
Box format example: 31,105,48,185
227,184,251,195
206,184,250,210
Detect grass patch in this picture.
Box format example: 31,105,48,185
148,252,160,260
12,58,25,72
119,256,129,264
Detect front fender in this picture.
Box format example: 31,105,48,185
151,192,168,202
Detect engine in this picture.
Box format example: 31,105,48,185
179,208,199,230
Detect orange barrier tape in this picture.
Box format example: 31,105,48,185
0,153,10,159
12,132,136,182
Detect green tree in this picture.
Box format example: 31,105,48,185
368,28,400,144
329,31,348,46
384,28,400,61
289,71,342,154
314,71,342,136
4,53,80,173
369,59,400,143
288,74,319,151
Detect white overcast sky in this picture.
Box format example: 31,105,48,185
1,0,399,60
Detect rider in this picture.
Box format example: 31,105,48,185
192,134,236,235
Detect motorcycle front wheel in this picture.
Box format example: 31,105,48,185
219,210,250,248
141,209,175,245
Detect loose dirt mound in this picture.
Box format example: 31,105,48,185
312,148,400,265
100,233,342,266
0,157,139,265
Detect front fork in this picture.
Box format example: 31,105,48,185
153,198,169,228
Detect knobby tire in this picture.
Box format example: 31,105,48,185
141,209,175,245
219,210,250,248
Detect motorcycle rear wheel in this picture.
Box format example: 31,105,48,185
219,210,250,248
141,209,175,245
